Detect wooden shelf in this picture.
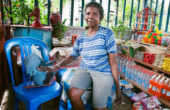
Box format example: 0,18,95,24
132,58,170,75
120,74,170,108
131,40,169,50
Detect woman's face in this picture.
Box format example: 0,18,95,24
85,6,100,28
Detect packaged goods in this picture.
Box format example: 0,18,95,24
131,92,148,102
148,75,156,93
132,101,144,110
165,82,170,101
151,75,161,95
161,79,169,98
140,96,161,110
123,90,136,98
155,77,166,97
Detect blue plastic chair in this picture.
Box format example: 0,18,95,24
4,37,62,110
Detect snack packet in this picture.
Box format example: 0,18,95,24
140,96,161,110
131,92,148,102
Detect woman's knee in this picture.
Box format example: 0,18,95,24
68,87,85,100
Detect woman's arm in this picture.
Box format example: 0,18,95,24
38,55,76,73
108,53,122,103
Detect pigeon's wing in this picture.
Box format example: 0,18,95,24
23,54,43,74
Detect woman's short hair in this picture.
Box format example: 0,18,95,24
84,2,104,21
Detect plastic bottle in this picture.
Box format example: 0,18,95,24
141,71,148,88
146,73,153,91
118,56,121,71
122,58,128,75
161,78,169,98
120,57,124,75
108,84,116,104
130,66,136,81
136,68,143,84
152,75,162,95
165,82,170,101
156,77,166,97
138,69,145,85
125,65,130,79
131,59,136,67
148,75,157,93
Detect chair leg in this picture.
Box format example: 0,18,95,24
37,105,41,110
14,97,19,110
25,101,39,110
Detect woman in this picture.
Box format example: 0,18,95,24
39,2,121,110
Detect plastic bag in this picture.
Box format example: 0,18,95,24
131,92,147,102
132,101,144,110
123,90,137,98
140,96,161,110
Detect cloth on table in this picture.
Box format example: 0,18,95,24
58,68,115,110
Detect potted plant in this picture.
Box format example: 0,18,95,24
52,19,70,41
111,20,131,44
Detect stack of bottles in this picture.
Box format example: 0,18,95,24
116,54,152,91
148,75,170,101
142,28,163,45
116,53,170,101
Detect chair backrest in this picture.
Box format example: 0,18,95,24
4,37,49,90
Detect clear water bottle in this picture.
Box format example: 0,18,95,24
131,59,136,67
146,73,154,91
118,56,122,72
130,66,136,82
120,57,124,75
107,84,116,107
125,65,130,79
137,69,144,85
125,59,131,76
122,58,127,75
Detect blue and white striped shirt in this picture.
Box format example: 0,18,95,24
70,26,117,75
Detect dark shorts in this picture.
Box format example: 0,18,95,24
70,68,114,108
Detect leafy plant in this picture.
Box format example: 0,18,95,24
52,19,70,41
3,0,33,25
111,20,131,39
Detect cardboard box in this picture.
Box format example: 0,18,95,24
119,80,133,92
121,44,140,58
49,47,82,66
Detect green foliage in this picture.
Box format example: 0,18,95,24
111,20,131,39
3,0,33,25
3,0,48,25
52,19,70,41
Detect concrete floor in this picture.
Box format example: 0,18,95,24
0,84,169,110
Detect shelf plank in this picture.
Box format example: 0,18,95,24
131,40,169,50
120,74,170,108
132,58,170,75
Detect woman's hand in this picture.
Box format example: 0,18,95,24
38,64,60,73
114,89,122,104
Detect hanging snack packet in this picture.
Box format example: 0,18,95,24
131,92,148,102
140,96,161,110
